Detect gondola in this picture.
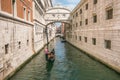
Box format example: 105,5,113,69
47,49,55,62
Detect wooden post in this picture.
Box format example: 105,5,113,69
45,26,49,49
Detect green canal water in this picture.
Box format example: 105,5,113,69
9,38,120,80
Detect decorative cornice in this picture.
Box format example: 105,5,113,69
33,19,46,26
34,0,45,14
0,11,34,26
20,0,32,10
46,7,71,12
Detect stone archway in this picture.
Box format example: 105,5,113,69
44,5,71,49
44,5,71,25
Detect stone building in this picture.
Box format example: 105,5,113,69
61,23,65,35
0,0,56,79
0,0,34,79
66,0,120,73
33,0,55,52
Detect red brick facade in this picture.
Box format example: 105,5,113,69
1,0,12,14
0,0,33,22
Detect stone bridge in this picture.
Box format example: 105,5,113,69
44,5,71,26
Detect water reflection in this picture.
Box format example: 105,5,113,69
46,62,54,72
10,38,120,80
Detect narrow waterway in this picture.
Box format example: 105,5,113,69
9,38,120,80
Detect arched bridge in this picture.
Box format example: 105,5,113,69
44,5,71,26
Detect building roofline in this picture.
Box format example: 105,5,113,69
71,0,86,14
46,7,71,12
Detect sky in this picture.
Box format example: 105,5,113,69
52,0,81,10
52,0,81,26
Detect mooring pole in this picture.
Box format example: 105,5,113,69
45,26,49,49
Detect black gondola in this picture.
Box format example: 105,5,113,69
47,49,55,62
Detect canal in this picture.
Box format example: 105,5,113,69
9,38,120,80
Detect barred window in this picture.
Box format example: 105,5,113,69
94,0,97,4
80,21,82,26
93,15,97,23
76,23,78,27
80,9,82,14
92,38,96,45
106,8,113,19
84,37,87,43
104,40,111,49
86,4,88,10
76,12,78,17
5,44,9,54
79,36,81,41
85,19,88,25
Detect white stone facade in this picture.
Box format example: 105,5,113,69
0,0,55,79
33,0,55,52
66,0,120,73
0,13,34,80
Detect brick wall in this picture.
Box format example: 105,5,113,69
1,0,12,14
17,0,33,22
0,0,33,22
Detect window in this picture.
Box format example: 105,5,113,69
85,19,88,25
73,15,74,18
94,0,97,4
18,41,21,49
63,14,66,17
52,14,55,17
76,12,78,17
86,4,88,10
5,44,9,54
104,40,111,49
76,23,78,27
79,36,81,41
84,37,87,43
106,8,113,19
80,21,82,26
80,9,82,14
93,15,97,23
76,36,77,40
12,0,16,16
28,11,31,21
23,7,26,20
38,0,44,10
27,40,29,46
92,38,96,45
